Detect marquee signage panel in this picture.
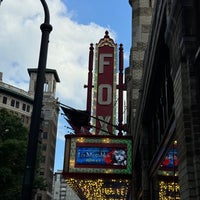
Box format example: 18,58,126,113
75,143,127,168
63,135,132,175
160,147,178,170
62,32,131,200
93,32,117,135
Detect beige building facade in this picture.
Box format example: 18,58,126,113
126,0,153,134
0,69,60,200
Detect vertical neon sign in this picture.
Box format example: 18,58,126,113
93,31,117,135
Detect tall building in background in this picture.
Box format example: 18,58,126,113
0,68,60,200
0,72,33,128
52,170,80,200
126,0,200,199
29,68,60,200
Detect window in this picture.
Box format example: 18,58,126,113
44,109,51,117
27,105,30,112
40,168,45,176
42,144,47,151
149,0,152,7
37,195,42,200
11,99,15,107
44,81,49,92
22,103,26,111
2,96,7,104
16,101,20,108
40,171,44,176
43,121,49,127
43,132,48,139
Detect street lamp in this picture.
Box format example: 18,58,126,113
21,0,52,199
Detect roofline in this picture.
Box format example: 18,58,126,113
27,68,60,82
0,86,33,104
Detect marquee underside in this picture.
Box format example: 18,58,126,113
64,175,131,200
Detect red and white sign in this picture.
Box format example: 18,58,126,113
93,32,117,135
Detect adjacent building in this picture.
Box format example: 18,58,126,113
0,68,60,200
52,170,81,200
0,72,33,127
126,0,200,199
125,0,153,132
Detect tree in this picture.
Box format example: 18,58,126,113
0,108,47,200
0,108,29,200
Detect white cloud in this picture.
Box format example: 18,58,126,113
0,0,116,107
0,0,117,143
0,1,131,171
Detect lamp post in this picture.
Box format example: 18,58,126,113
21,0,52,199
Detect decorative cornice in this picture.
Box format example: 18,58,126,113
96,31,117,48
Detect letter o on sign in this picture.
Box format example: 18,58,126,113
98,84,112,105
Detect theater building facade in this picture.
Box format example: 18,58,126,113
126,0,200,199
62,32,132,200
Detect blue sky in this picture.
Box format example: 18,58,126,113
63,0,131,51
54,0,131,171
0,0,131,172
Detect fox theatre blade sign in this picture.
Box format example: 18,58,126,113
93,30,117,135
62,31,132,200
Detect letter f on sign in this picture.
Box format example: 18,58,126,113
99,53,113,73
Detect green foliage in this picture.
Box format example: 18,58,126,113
0,108,28,200
0,108,47,200
0,109,28,141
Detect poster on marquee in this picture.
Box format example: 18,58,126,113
75,144,127,168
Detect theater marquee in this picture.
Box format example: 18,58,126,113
62,32,132,200
63,135,132,175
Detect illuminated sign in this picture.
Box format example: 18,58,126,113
62,32,132,200
66,178,131,200
93,31,117,135
160,146,178,172
159,181,180,199
75,144,127,168
63,135,132,175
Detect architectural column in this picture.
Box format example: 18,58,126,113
173,59,197,200
126,0,153,134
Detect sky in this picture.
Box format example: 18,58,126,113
0,0,131,171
